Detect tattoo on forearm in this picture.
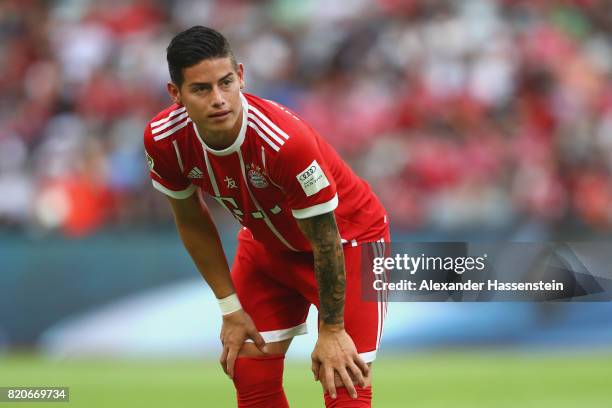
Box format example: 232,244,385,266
297,212,345,325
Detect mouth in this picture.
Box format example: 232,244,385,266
209,110,231,119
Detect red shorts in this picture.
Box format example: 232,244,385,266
231,227,390,363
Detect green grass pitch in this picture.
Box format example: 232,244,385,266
2,351,611,407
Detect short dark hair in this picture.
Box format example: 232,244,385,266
166,26,237,88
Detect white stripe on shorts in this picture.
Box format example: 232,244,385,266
244,322,308,344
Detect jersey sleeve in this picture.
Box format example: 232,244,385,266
268,125,338,219
143,125,196,199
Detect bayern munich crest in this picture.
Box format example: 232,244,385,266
246,163,269,188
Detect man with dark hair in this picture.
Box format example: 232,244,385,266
144,25,389,407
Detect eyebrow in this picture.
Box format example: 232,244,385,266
188,72,234,88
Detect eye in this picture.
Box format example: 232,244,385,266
221,78,233,87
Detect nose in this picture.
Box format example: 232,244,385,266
210,85,225,108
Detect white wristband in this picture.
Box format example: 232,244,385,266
218,293,242,315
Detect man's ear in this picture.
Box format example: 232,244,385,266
237,63,245,90
167,82,182,105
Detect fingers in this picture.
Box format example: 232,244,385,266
322,365,336,399
219,346,229,376
226,345,238,379
354,355,370,378
311,359,320,381
250,330,268,354
316,357,367,399
347,360,366,388
337,367,358,399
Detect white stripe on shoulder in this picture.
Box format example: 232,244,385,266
248,106,290,140
247,122,280,152
150,106,186,128
247,113,285,146
153,118,192,141
152,112,189,134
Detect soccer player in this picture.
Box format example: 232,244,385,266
144,26,389,408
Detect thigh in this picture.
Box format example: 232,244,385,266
232,234,311,343
342,229,391,363
239,338,293,357
271,229,391,364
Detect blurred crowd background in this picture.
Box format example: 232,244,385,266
3,0,612,365
2,0,612,237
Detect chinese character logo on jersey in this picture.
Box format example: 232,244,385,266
246,163,269,189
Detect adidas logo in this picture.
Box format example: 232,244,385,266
187,167,204,179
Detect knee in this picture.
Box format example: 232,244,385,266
232,355,289,408
320,362,373,407
233,354,286,388
332,362,372,389
324,383,373,408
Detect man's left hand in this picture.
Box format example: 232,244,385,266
311,324,369,399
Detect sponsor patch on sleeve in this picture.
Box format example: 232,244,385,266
145,150,155,171
145,150,161,178
296,160,330,197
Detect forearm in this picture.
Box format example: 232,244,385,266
296,212,346,326
313,239,346,326
299,215,368,397
168,194,235,299
176,221,235,299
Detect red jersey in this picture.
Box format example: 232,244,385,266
144,93,387,251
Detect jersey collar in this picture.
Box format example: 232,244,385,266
193,92,248,157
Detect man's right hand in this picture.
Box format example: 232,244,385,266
219,309,267,378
